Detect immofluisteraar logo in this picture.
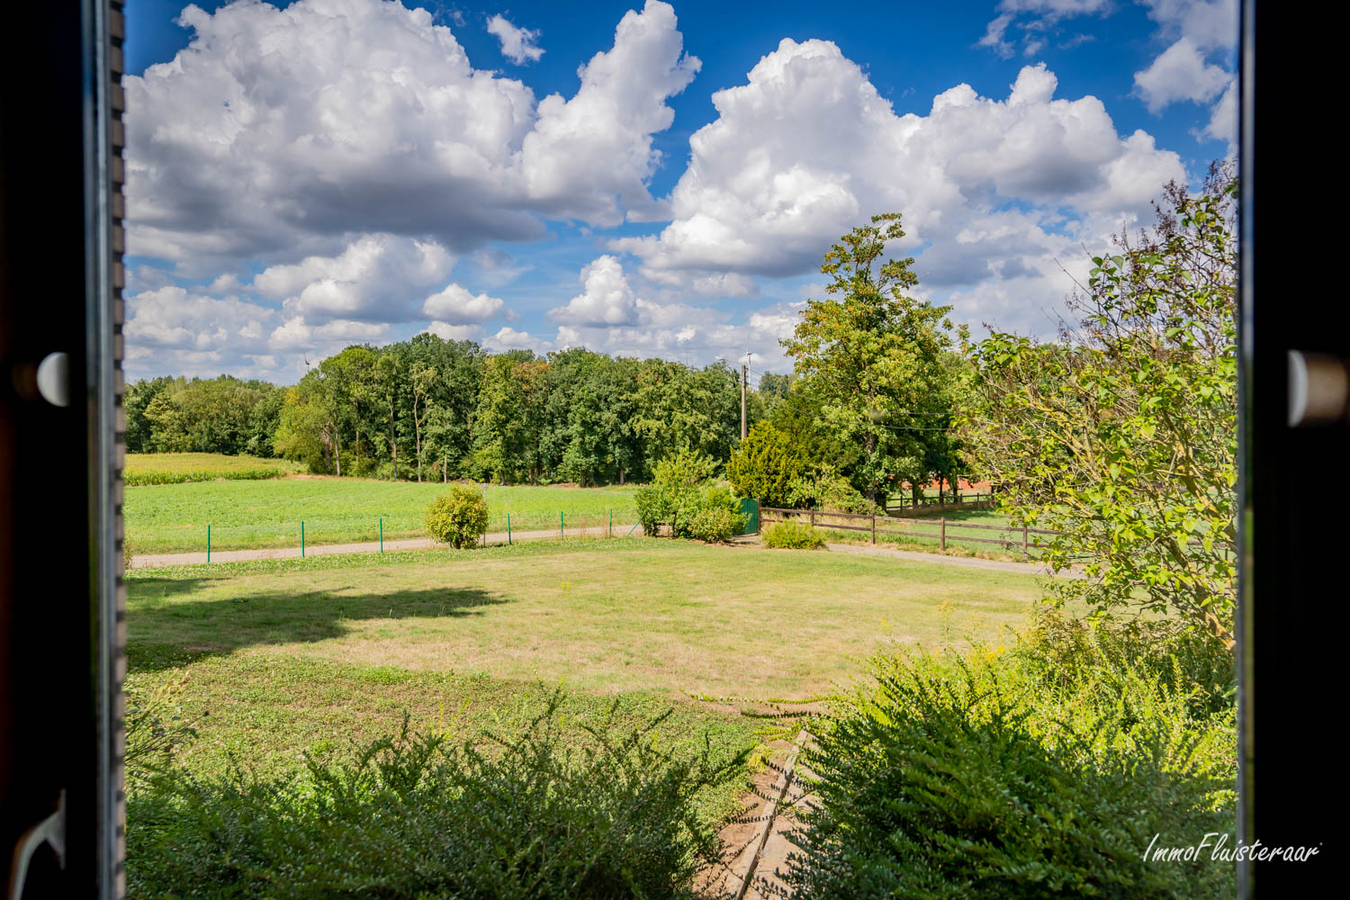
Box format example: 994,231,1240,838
1143,833,1322,864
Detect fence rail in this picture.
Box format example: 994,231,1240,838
885,491,996,514
760,506,1053,554
760,507,1216,556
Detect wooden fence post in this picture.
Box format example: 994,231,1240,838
871,514,876,545
1022,524,1029,555
940,517,946,551
810,509,815,527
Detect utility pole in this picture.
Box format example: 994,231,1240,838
740,356,748,441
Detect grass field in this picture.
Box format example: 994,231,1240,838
125,477,639,554
125,452,304,485
127,539,1045,789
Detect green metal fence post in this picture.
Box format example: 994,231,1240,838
609,509,613,538
379,518,383,554
507,513,512,545
301,520,305,558
207,524,211,563
560,511,565,540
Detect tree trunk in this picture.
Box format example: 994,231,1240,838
353,399,361,476
388,401,398,480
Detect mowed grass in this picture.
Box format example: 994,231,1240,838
125,477,639,554
126,540,1046,784
128,539,1044,701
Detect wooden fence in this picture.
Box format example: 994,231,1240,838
760,506,1061,554
885,491,995,515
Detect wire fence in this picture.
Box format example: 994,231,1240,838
172,508,636,563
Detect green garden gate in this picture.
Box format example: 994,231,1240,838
738,498,760,535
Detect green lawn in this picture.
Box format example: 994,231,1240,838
125,477,639,554
127,539,1045,785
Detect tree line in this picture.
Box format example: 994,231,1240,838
126,345,756,487
125,216,972,498
124,322,965,501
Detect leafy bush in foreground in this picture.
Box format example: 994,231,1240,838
786,612,1236,899
425,484,490,548
763,520,826,550
128,701,747,900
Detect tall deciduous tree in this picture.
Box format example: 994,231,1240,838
781,213,954,502
957,165,1237,646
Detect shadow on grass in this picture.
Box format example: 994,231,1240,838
127,583,506,674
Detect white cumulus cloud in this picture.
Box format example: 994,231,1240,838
549,255,641,326
612,46,1184,299
486,14,544,64
252,234,455,324
520,0,700,225
1133,37,1229,112
125,0,698,268
422,283,505,324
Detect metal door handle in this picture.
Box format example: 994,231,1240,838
6,791,65,900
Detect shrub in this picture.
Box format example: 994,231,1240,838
785,614,1236,899
635,449,741,540
786,467,879,515
763,519,826,550
726,422,807,508
635,483,675,537
127,701,747,900
425,485,490,548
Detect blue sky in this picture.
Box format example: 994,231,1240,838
122,0,1236,384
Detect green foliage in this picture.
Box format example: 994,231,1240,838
127,699,747,900
726,422,807,508
763,519,826,550
683,485,746,543
128,375,286,456
957,164,1237,645
787,612,1236,899
124,453,302,486
124,679,198,792
781,213,956,502
786,466,879,515
634,449,742,540
125,332,749,489
425,485,490,548
634,483,674,536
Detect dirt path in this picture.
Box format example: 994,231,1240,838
128,523,639,568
